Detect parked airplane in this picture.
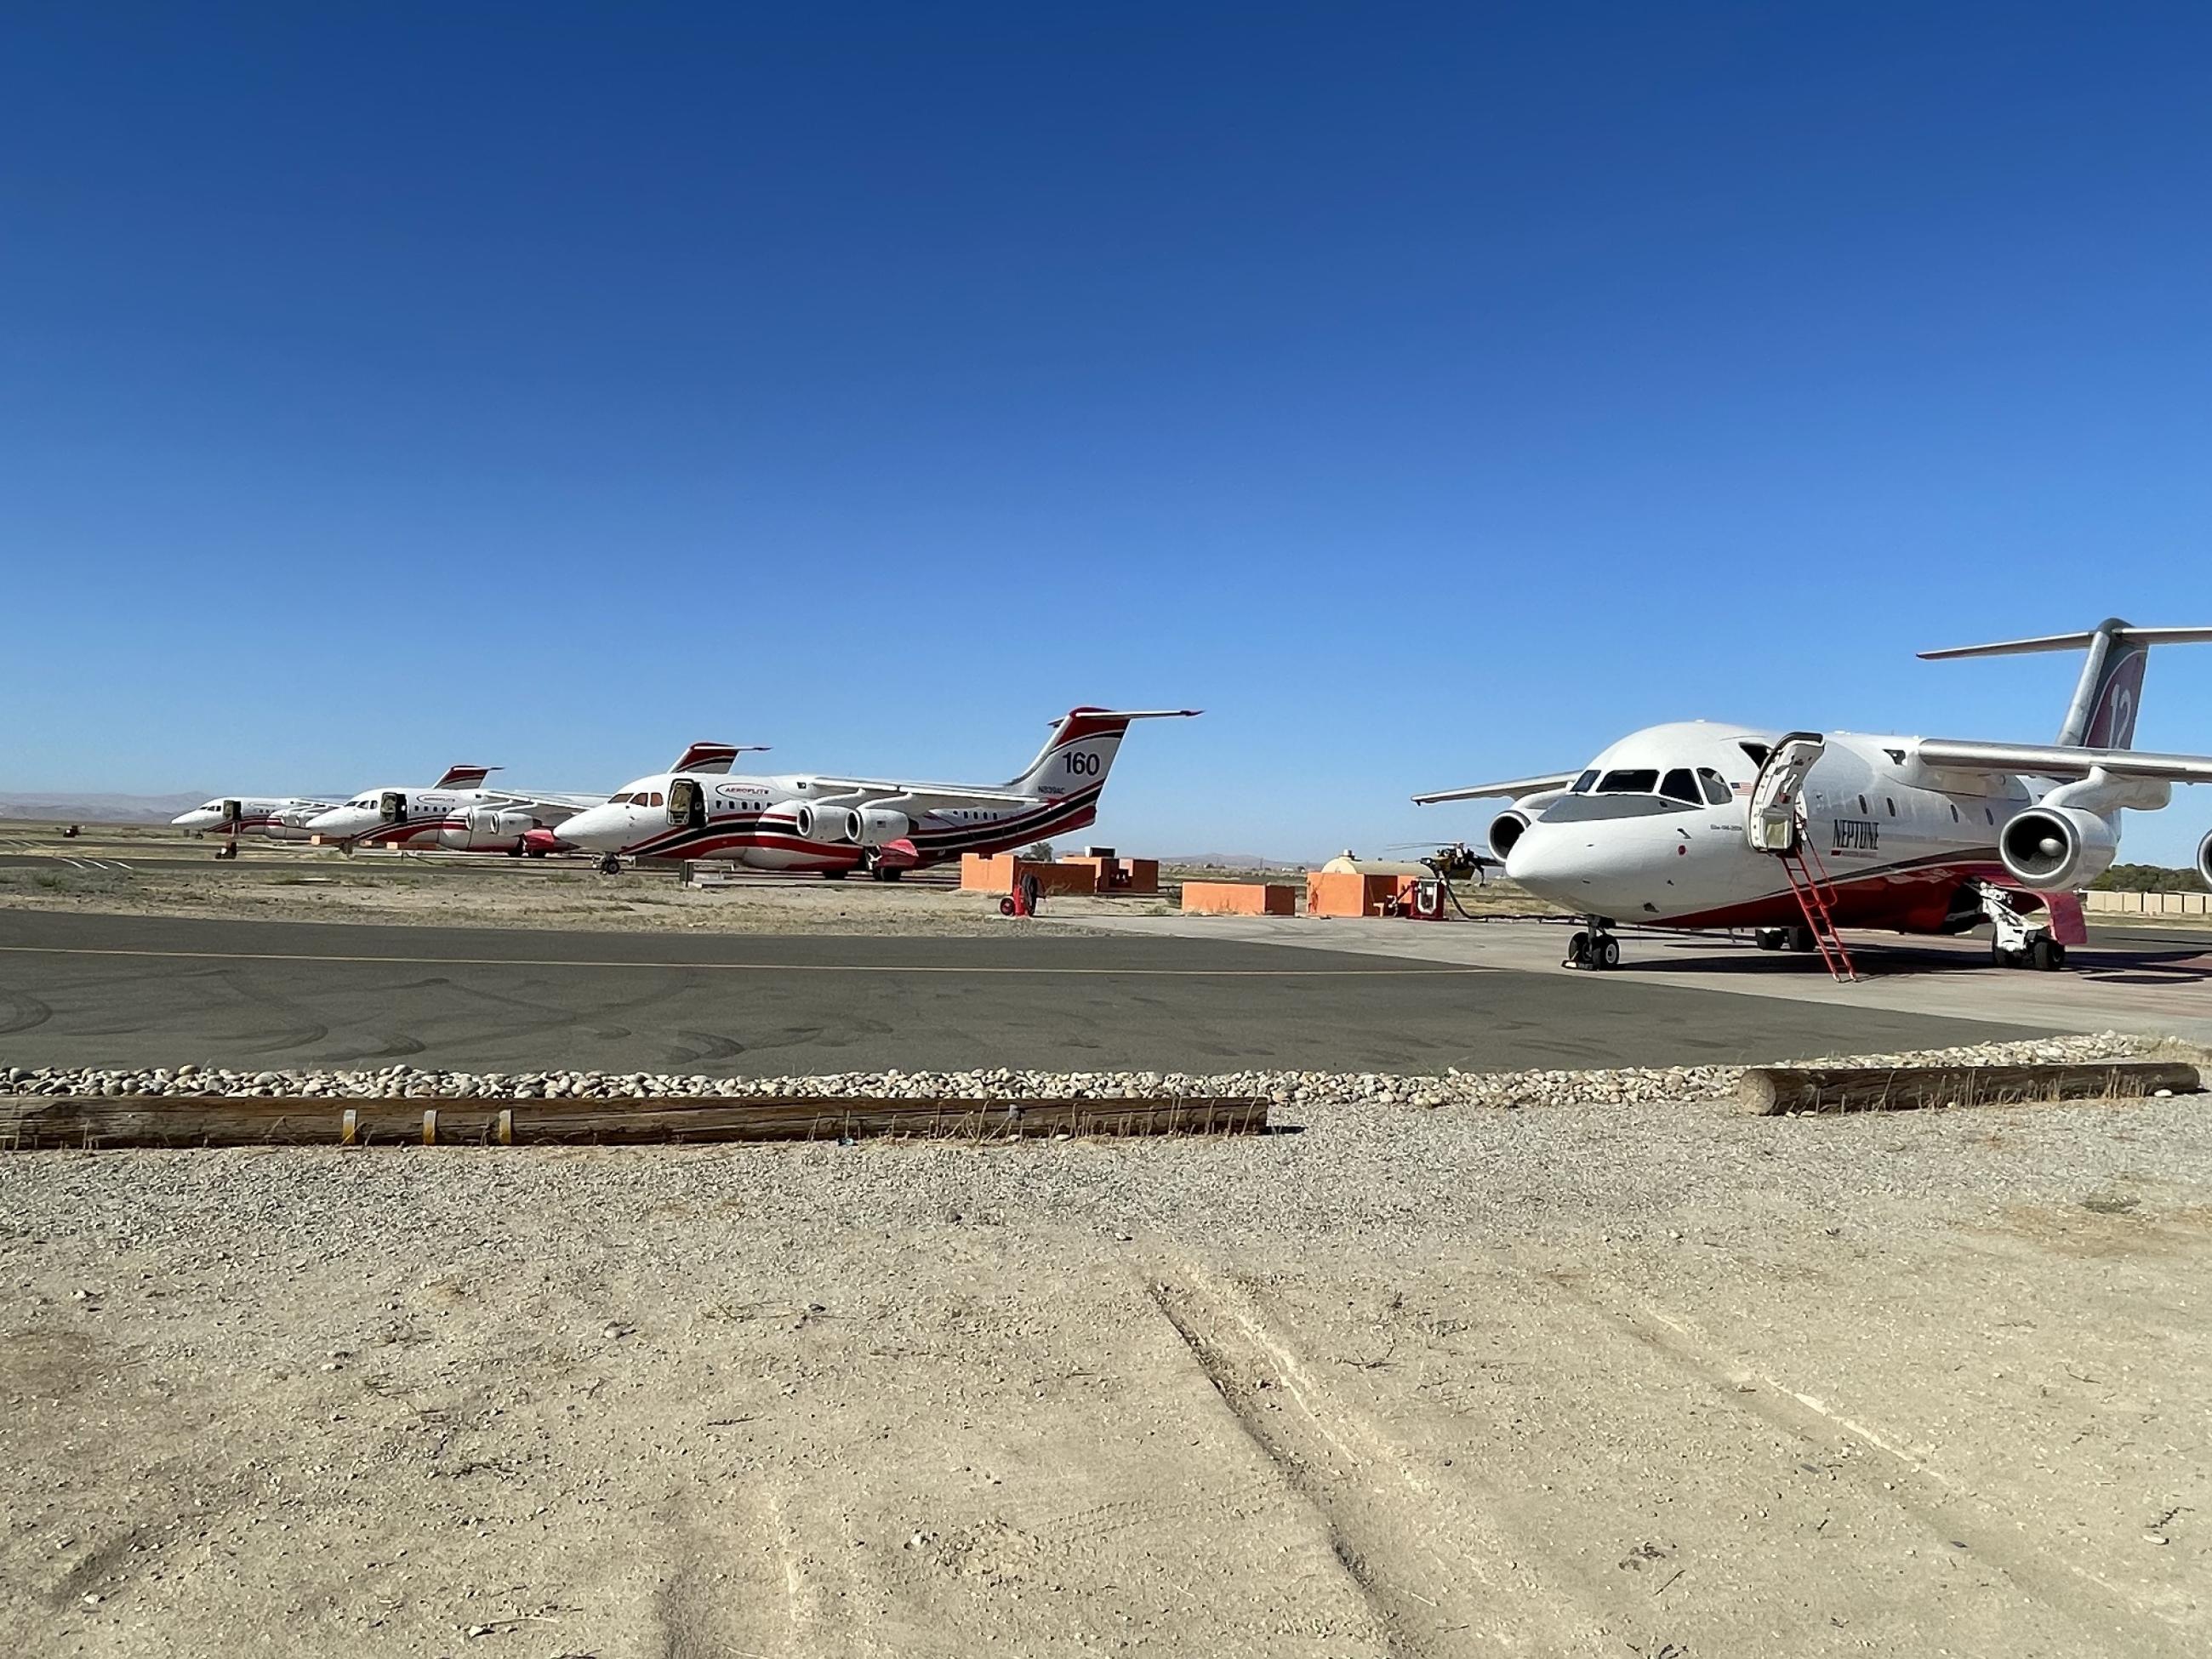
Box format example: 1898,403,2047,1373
171,795,340,841
1415,619,2212,975
305,763,603,855
303,747,764,856
556,708,1200,877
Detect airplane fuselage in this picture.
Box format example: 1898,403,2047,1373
1502,722,2038,932
559,769,1106,871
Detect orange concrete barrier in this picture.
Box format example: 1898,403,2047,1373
1182,881,1296,916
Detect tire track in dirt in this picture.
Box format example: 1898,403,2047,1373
1144,1260,1611,1657
1535,1265,2202,1655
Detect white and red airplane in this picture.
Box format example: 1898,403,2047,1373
305,748,764,856
171,794,340,841
1415,619,2212,973
556,708,1200,877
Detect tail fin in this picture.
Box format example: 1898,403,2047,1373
1002,708,1200,796
434,764,499,790
667,742,769,775
1920,620,2212,750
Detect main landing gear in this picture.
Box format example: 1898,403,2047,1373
1753,925,1819,954
1565,920,1622,971
598,854,623,875
1976,881,2067,972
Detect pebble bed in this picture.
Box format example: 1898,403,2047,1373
0,1031,2163,1110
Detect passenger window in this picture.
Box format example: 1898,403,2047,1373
1885,797,1896,816
1950,804,1959,822
1597,769,1660,794
1696,767,1730,806
1858,795,1868,815
1660,768,1700,805
1986,807,1994,824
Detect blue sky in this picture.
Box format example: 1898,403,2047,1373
3,2,2209,860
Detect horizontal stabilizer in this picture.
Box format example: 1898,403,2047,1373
668,742,770,775
1918,624,2212,659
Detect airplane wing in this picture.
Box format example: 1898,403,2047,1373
810,779,1040,807
1913,738,2212,783
1411,772,1578,806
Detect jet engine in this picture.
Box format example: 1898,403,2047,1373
1487,788,1565,862
440,807,539,852
790,802,855,844
1998,806,2118,890
852,807,912,847
2197,828,2212,889
267,807,321,843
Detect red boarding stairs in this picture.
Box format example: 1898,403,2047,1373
1745,732,1861,983
1775,835,1860,983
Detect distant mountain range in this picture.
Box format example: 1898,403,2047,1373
0,790,211,824
1156,852,1314,870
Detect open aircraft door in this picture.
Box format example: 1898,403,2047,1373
379,790,408,823
219,798,245,828
668,777,707,830
1745,733,1826,852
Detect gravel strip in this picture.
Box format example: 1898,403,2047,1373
0,1031,2165,1109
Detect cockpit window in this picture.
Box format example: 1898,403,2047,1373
1659,768,1701,805
647,791,664,807
1570,770,1599,794
1596,769,1659,794
1696,767,1730,806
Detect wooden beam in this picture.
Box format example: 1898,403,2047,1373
1736,1061,2202,1117
0,1093,1269,1149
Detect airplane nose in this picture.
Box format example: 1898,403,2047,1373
1502,824,1590,897
560,808,622,851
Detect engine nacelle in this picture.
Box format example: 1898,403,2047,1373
790,802,856,844
1488,811,1531,863
1999,806,2118,891
2197,828,2212,889
852,807,912,847
439,807,539,852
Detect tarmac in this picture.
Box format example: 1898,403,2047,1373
0,908,2059,1076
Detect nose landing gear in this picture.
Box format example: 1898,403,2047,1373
1565,920,1622,970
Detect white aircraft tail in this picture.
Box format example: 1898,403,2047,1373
666,742,770,775
1003,708,1200,797
434,764,499,790
1920,619,2212,750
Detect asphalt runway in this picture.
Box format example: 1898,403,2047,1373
0,909,2049,1075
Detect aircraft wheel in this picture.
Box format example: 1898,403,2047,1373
822,868,849,881
2029,938,2066,972
1596,936,1621,970
598,854,622,875
1992,939,2021,969
506,845,524,858
872,865,904,882
1755,928,1785,951
1787,925,1816,954
1565,930,1590,969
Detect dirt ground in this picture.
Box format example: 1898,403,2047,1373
3,1090,2205,1657
0,821,1549,934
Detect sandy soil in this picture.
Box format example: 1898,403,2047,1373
3,1090,2205,1657
0,823,1549,935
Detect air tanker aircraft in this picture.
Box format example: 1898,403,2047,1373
172,795,340,841
303,747,759,856
1415,619,2212,975
557,708,1200,877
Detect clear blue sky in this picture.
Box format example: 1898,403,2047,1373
4,3,2209,860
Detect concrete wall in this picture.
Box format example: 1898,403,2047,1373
2082,888,2212,916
